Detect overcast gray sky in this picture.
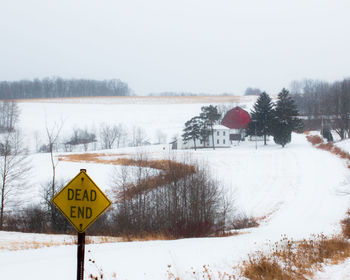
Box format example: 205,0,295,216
1,0,349,95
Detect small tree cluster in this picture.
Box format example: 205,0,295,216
64,128,96,152
111,155,233,238
247,89,303,147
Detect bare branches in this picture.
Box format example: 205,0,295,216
0,130,31,229
110,154,235,237
100,123,126,149
0,101,20,133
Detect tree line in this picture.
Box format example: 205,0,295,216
0,77,132,99
290,78,350,140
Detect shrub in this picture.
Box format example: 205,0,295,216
22,206,48,233
231,214,259,230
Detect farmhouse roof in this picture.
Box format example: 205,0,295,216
213,125,230,130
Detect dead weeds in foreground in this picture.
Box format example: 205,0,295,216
241,234,350,280
0,235,121,251
165,232,350,280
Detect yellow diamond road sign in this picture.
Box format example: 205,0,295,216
52,170,111,233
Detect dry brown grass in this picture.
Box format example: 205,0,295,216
243,254,293,280
341,210,350,239
60,153,196,201
117,160,196,200
58,153,129,164
166,212,350,280
0,240,76,251
0,235,121,251
306,135,323,145
118,227,244,242
86,236,122,244
119,232,177,242
241,234,350,280
240,209,350,279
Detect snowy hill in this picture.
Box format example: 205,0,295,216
1,97,350,279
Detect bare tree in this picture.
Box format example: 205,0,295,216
115,124,127,148
100,124,125,149
0,130,30,229
33,130,41,153
131,126,148,147
45,120,63,226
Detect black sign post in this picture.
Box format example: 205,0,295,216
77,231,86,280
77,169,86,280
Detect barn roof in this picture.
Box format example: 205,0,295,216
221,106,251,129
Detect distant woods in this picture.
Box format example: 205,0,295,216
0,77,132,99
244,87,262,96
290,78,350,139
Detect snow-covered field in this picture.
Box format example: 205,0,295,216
335,138,350,154
1,96,350,279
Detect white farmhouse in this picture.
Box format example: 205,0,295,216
173,125,230,149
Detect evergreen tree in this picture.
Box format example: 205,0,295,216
197,117,211,148
246,92,274,145
200,105,221,149
272,88,303,147
182,117,201,150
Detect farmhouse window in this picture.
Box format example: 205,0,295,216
223,139,226,144
217,131,220,136
223,131,226,136
217,139,220,144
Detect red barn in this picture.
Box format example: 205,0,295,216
221,106,251,141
